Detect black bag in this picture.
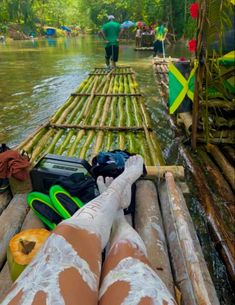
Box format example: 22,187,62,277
55,173,99,204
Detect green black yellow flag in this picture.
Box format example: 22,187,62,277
168,60,198,114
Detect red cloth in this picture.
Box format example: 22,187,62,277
0,150,30,181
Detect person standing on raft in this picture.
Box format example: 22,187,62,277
2,155,176,305
100,15,124,69
153,22,168,57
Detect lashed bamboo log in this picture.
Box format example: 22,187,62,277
206,144,235,190
0,191,12,215
47,76,99,155
0,264,12,302
71,93,142,97
180,146,235,282
91,76,115,158
0,194,28,269
197,137,235,145
200,100,235,110
159,173,220,305
16,121,49,151
135,180,175,296
28,75,96,158
0,207,46,301
146,165,184,179
60,79,102,156
18,67,164,166
79,74,114,159
222,145,235,164
197,148,235,218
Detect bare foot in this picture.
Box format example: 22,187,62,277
97,155,143,209
122,155,144,183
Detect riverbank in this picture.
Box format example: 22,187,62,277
0,23,81,41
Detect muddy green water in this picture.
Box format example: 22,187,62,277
0,36,234,304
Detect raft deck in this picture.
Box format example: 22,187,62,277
0,66,220,305
17,67,163,167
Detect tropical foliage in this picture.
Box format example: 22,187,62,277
0,0,196,37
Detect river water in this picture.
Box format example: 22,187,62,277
0,36,234,304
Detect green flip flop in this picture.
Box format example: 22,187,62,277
27,192,64,230
49,185,84,219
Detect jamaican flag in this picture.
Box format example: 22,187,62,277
168,60,198,114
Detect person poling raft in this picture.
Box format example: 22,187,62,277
99,15,124,69
2,155,176,305
153,22,168,58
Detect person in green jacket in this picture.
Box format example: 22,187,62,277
100,15,124,69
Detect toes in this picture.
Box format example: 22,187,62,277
97,176,105,184
97,176,106,193
105,176,114,187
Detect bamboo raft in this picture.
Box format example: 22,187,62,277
0,66,221,304
153,57,235,285
16,67,164,167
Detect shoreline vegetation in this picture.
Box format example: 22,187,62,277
0,0,197,42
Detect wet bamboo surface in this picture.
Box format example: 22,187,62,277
17,67,164,167
153,57,235,284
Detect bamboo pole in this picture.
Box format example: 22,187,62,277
222,145,235,164
78,74,114,159
146,165,184,179
0,191,12,215
62,80,101,156
135,180,175,296
0,263,12,302
191,1,207,150
181,146,235,281
197,148,235,218
206,144,235,190
16,121,49,151
0,194,28,269
54,75,100,156
47,77,100,155
159,172,220,305
91,76,115,158
26,76,97,162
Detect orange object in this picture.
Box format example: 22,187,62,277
7,228,50,281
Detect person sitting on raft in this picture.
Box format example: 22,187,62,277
2,155,177,305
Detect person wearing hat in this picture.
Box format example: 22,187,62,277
100,15,124,69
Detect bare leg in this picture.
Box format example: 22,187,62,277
99,200,177,305
2,156,143,305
